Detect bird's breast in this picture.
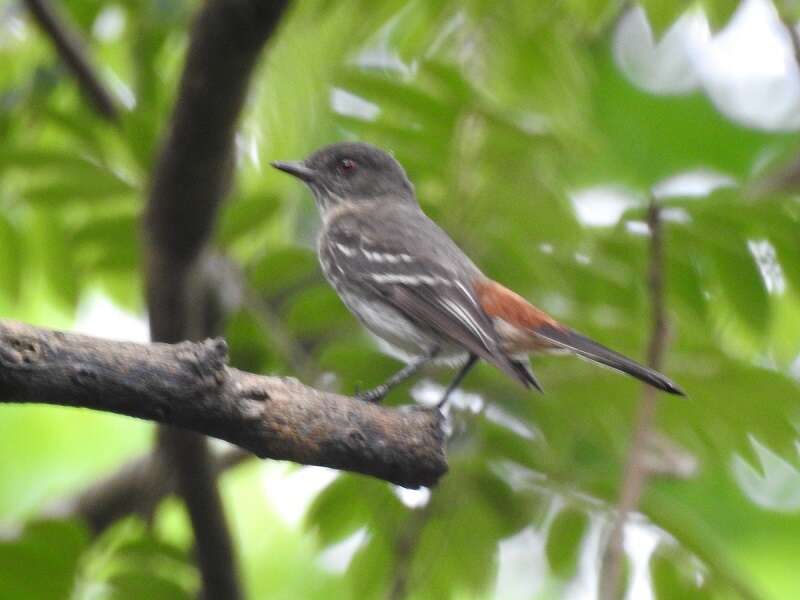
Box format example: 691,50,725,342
333,287,464,364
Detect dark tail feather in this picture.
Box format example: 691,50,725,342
535,324,685,396
489,352,544,392
511,358,543,392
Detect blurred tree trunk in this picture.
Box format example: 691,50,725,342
143,1,289,597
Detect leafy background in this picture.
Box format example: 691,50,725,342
1,0,800,598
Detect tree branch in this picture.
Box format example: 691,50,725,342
142,1,289,597
22,0,118,121
145,1,289,268
44,447,252,534
388,505,431,600
747,17,800,197
0,319,448,489
600,201,668,599
41,253,319,536
782,15,800,74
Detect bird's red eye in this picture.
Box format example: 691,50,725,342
338,158,357,175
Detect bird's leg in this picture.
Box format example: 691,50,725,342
356,346,440,403
437,354,479,409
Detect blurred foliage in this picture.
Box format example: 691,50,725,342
1,0,800,598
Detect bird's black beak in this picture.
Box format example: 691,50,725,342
271,160,316,182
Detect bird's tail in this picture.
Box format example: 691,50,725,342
534,323,685,396
473,278,684,395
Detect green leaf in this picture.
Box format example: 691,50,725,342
0,148,102,173
347,528,393,599
406,463,525,597
316,339,397,393
73,212,140,271
651,545,713,600
666,357,800,465
776,0,800,21
218,193,281,246
83,519,196,599
0,519,89,599
590,47,788,186
306,475,403,546
249,246,319,297
708,241,770,336
769,230,800,297
34,212,81,309
0,213,22,304
665,228,708,323
21,175,135,209
284,284,350,337
479,413,541,470
703,0,740,30
107,572,191,600
641,0,691,37
564,0,623,33
546,507,588,576
112,536,192,568
225,310,275,373
337,68,457,135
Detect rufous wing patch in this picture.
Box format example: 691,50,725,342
473,279,563,352
474,279,558,329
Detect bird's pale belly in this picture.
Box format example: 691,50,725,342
337,290,468,366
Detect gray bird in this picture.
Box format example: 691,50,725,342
272,141,684,405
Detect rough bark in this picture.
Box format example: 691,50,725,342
0,319,448,489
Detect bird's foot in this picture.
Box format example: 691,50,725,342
355,384,389,404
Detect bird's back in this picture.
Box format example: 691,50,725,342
321,200,482,281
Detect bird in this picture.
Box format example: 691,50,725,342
272,141,684,406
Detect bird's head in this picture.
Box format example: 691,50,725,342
271,141,415,212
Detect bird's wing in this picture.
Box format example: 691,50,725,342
323,214,539,389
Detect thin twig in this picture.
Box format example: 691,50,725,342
782,15,800,72
22,0,118,120
747,16,800,196
599,200,668,599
